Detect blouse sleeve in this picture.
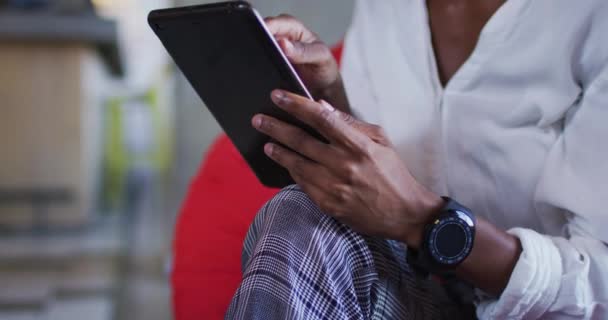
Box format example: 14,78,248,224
476,61,608,319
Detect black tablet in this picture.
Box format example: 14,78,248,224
148,1,320,188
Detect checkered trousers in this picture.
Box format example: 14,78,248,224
226,185,474,320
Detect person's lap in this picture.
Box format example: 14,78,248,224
226,185,475,319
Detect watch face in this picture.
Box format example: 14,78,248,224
428,210,474,266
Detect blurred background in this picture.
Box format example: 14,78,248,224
0,0,352,319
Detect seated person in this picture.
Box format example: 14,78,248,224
227,0,608,319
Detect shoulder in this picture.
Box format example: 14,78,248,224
529,0,608,86
567,0,608,86
580,0,608,85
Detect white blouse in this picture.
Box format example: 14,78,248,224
341,0,608,319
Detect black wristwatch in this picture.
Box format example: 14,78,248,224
407,197,476,275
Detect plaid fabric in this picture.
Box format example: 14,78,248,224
226,186,474,319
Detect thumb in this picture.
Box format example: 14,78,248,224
278,38,332,64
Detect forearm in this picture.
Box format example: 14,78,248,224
456,217,522,296
403,194,606,318
406,195,522,296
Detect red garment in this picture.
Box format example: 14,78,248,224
172,43,344,320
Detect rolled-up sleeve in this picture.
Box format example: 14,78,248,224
477,66,608,319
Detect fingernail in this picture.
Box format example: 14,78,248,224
319,100,335,112
252,115,262,128
264,143,274,156
271,90,287,104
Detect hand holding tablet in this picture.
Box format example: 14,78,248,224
149,1,324,187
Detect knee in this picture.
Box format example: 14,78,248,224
242,185,325,266
255,185,325,236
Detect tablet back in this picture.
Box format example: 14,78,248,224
149,1,317,188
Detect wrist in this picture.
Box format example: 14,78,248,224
406,197,477,275
455,218,522,295
402,191,445,250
